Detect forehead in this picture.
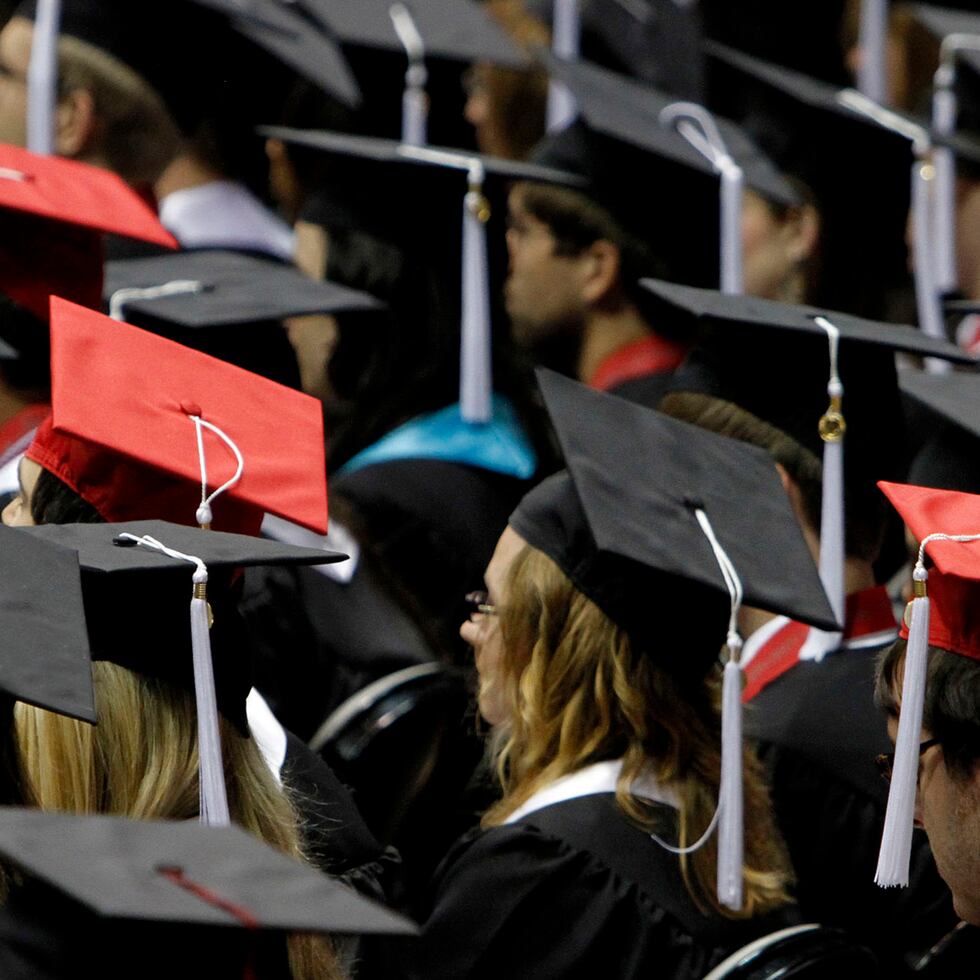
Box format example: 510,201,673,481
485,526,527,592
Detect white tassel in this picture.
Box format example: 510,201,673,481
546,0,580,132
108,280,206,322
188,414,245,529
932,62,958,295
693,508,745,911
115,534,230,827
802,318,846,661
26,0,61,155
390,3,428,146
658,103,744,296
718,652,744,910
912,157,952,376
875,567,930,887
191,570,230,828
460,160,493,423
856,0,888,104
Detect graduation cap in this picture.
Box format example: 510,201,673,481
102,249,383,384
0,807,414,936
874,481,980,888
537,52,801,292
645,279,974,656
525,0,706,99
902,367,980,494
0,524,95,723
15,519,345,821
258,125,582,423
15,0,361,133
0,142,176,324
704,41,917,320
293,0,525,145
26,298,330,536
511,368,837,910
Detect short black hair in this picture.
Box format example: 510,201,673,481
29,467,103,527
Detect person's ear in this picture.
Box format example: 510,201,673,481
579,239,621,305
54,87,99,159
775,462,821,563
783,203,821,264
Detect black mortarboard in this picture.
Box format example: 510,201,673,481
646,279,975,597
104,250,382,327
510,369,838,679
298,0,526,67
15,0,361,129
540,53,800,208
526,0,706,98
0,806,414,935
14,520,345,729
0,525,94,723
704,40,915,317
258,125,584,187
902,368,980,494
189,0,362,107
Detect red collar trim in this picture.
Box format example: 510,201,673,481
742,586,898,702
589,334,689,392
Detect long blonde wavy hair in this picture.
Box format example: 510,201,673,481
14,662,343,980
482,543,794,919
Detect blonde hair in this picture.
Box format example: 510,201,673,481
15,662,343,980
483,544,793,919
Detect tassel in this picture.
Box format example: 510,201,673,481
692,508,745,910
718,650,744,910
390,3,428,146
658,103,744,295
802,318,846,661
875,566,930,887
108,280,205,322
856,0,887,103
187,414,245,529
931,59,958,295
460,160,493,423
719,163,744,295
116,534,230,827
191,570,230,827
26,0,61,155
911,156,951,376
545,0,580,132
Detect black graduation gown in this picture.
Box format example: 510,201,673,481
402,794,797,980
747,646,959,976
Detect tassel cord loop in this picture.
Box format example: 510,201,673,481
390,3,428,146
188,416,245,528
108,280,206,322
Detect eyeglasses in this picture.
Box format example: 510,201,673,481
875,737,941,784
465,590,498,617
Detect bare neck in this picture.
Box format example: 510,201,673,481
154,152,223,202
576,304,651,384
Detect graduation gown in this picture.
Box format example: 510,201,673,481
744,589,958,975
403,765,796,980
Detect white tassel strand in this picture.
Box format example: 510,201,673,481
460,160,493,423
26,0,60,155
108,280,206,322
801,317,846,661
115,533,230,827
390,3,428,146
932,59,957,295
694,508,745,911
856,0,888,104
546,0,580,132
876,531,980,886
659,103,744,295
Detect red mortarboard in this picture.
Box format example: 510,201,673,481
26,299,328,535
0,143,176,321
880,481,980,662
